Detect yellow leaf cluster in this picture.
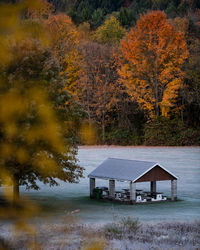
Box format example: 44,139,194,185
0,0,49,65
79,122,97,145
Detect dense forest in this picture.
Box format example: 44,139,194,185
1,0,200,145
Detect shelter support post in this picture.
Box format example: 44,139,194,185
150,181,156,193
171,180,177,201
109,180,115,199
130,181,136,203
90,178,95,198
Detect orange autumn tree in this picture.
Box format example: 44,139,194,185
120,11,188,118
46,13,81,96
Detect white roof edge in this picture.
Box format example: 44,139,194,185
107,157,156,164
132,163,178,182
88,175,131,182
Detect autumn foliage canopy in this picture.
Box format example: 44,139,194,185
46,13,81,96
120,11,188,118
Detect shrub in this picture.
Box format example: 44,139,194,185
104,217,140,239
144,117,200,146
104,128,142,145
104,222,123,239
120,217,140,233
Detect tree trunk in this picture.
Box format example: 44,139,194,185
86,80,91,122
13,177,19,206
154,57,159,117
181,96,184,123
102,110,105,143
102,82,107,144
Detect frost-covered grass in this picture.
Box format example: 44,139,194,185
0,219,200,249
104,216,140,239
106,220,200,250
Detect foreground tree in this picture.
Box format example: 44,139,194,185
120,11,188,118
0,1,83,204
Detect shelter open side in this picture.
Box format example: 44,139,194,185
88,158,178,204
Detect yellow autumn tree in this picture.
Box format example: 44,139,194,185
120,11,188,118
46,13,82,96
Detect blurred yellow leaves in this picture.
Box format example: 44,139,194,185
83,239,107,250
0,0,49,66
0,1,85,249
0,170,40,226
26,0,54,20
79,122,97,145
16,148,29,164
0,86,64,152
0,0,69,206
33,151,57,176
0,170,13,202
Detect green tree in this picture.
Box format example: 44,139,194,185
144,116,200,145
166,2,177,18
117,7,136,27
182,32,200,126
90,8,105,29
94,16,125,44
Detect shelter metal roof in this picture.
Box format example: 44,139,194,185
88,158,178,182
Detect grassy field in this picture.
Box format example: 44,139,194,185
1,219,200,249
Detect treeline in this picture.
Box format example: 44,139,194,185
50,0,200,145
48,0,200,28
2,0,200,145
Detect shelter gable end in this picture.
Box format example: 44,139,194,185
135,165,176,182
